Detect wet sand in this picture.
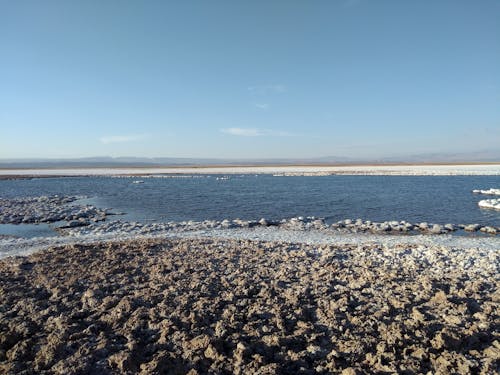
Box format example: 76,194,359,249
0,237,498,374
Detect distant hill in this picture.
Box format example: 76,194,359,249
375,150,500,164
0,151,499,168
0,156,357,168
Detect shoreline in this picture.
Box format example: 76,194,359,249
1,195,498,373
1,163,500,178
1,194,499,258
2,226,500,260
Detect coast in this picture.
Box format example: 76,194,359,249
1,194,499,258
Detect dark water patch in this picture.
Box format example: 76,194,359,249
0,223,58,238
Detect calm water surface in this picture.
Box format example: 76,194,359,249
0,176,499,231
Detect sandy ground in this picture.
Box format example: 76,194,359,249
1,164,500,177
0,237,498,374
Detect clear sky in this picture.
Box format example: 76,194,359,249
1,0,499,159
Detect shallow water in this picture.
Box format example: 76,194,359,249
0,175,499,229
0,223,58,238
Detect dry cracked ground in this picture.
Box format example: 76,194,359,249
0,238,498,374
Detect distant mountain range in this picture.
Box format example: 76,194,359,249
1,151,499,168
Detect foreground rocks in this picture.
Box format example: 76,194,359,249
0,238,498,374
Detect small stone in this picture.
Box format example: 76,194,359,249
204,345,221,361
464,224,481,232
341,368,358,375
443,223,454,231
418,222,429,230
258,218,269,226
430,224,443,234
430,290,448,304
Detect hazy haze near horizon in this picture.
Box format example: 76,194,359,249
1,1,499,159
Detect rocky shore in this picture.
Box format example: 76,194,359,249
59,216,499,238
1,195,499,243
0,237,498,374
0,196,112,226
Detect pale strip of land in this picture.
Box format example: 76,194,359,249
1,163,500,177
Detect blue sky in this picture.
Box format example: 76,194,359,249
1,0,499,159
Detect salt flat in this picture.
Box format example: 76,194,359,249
1,236,498,374
1,163,500,176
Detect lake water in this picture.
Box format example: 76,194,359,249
0,175,499,238
0,223,58,238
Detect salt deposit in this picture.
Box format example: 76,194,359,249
478,199,500,210
473,188,500,195
1,220,499,259
1,164,500,177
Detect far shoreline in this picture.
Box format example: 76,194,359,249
0,163,500,179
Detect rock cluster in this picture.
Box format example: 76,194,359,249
331,219,458,234
332,218,500,235
1,195,498,237
0,196,110,225
60,216,499,238
0,238,498,374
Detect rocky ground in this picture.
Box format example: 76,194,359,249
0,237,498,374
